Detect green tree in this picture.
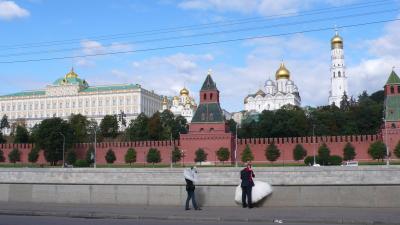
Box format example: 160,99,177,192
14,125,29,143
28,146,40,163
394,141,400,159
69,114,89,143
125,148,137,166
148,112,163,140
85,145,95,165
0,149,4,162
31,118,75,165
8,148,20,164
368,141,387,161
126,113,149,141
0,115,10,130
105,149,116,164
293,144,307,161
265,142,281,162
0,131,6,144
241,144,254,162
147,148,161,165
216,147,230,164
174,115,188,137
171,146,182,163
100,115,119,139
194,148,207,165
227,119,237,135
318,143,331,166
160,110,175,140
329,155,343,165
66,149,77,165
343,142,356,161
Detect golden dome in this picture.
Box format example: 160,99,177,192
65,67,78,79
331,32,343,49
173,96,179,101
180,87,189,96
275,62,290,80
162,96,168,105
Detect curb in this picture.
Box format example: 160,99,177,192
0,209,397,225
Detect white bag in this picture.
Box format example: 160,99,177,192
235,180,273,204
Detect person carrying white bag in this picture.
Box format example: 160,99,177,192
235,162,273,208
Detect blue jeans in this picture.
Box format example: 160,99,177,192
185,190,198,209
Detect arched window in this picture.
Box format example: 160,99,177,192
210,93,213,100
210,128,214,132
397,85,400,93
392,123,396,128
203,93,207,100
333,72,335,78
209,113,214,120
338,71,341,77
200,128,204,132
201,113,206,121
391,86,395,94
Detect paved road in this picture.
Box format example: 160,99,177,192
0,215,368,225
0,202,399,225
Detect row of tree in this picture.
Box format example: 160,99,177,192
236,90,384,138
2,140,399,166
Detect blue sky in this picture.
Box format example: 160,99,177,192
1,0,400,112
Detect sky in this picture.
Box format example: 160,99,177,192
0,0,400,112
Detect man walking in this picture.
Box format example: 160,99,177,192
240,162,255,208
184,167,201,210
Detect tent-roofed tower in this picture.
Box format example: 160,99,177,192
383,69,400,159
180,70,234,164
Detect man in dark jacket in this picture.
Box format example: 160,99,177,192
185,167,201,210
240,162,255,208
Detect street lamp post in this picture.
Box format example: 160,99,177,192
58,132,65,168
313,124,316,166
170,132,173,169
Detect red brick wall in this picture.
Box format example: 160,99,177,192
0,134,393,165
236,135,382,163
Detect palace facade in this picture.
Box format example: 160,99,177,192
0,69,162,134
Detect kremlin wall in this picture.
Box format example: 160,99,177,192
0,71,397,165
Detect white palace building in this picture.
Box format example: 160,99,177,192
0,69,162,134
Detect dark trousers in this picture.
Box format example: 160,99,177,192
241,186,252,207
185,190,198,209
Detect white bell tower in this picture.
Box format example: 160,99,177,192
328,30,348,106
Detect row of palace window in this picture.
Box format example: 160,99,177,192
6,107,137,120
0,97,137,112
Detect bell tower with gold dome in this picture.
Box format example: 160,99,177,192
329,30,348,106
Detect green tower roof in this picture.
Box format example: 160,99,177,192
386,70,400,85
200,74,217,91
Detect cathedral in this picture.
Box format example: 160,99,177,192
328,31,348,106
161,87,197,123
244,62,301,113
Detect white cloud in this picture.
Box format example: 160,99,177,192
178,0,360,16
0,1,30,20
75,40,134,67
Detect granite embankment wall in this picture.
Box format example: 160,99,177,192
0,167,400,207
0,134,385,164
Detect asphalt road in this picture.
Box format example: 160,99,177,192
0,215,369,225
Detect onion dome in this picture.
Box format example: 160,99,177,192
66,67,78,78
173,96,179,101
162,96,168,105
331,31,343,49
265,78,275,87
275,62,290,80
180,87,189,96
